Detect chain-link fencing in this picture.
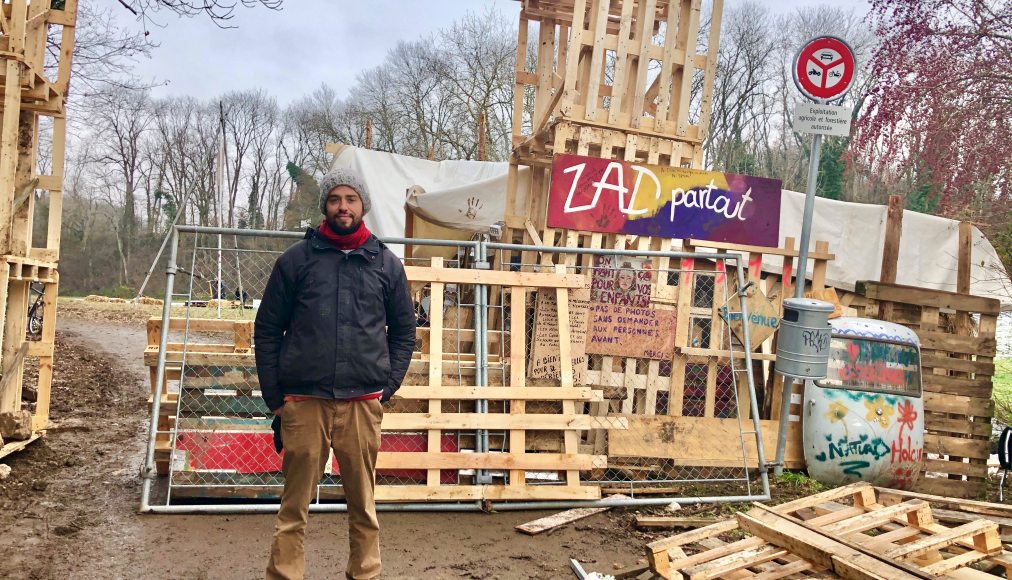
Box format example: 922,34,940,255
485,242,770,501
141,227,769,512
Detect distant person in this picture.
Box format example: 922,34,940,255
234,287,250,305
254,167,416,580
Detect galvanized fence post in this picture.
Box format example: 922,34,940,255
140,227,179,512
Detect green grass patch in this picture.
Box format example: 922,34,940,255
774,471,826,493
992,358,1012,426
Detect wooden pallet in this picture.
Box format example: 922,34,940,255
647,482,1011,579
494,225,826,471
855,280,1001,498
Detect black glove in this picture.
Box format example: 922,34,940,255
271,414,283,453
381,384,397,404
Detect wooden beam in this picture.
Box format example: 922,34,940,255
403,266,585,288
378,412,629,435
856,281,1000,316
394,386,603,401
636,516,717,530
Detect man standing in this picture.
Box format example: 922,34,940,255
255,168,416,580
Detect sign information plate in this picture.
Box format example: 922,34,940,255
794,103,853,137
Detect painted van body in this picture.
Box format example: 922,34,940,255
803,317,924,489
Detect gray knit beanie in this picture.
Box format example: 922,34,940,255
318,167,372,215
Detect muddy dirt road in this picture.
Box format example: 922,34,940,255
0,308,652,579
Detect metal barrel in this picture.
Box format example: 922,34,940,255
775,298,835,380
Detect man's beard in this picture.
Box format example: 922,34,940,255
327,215,361,235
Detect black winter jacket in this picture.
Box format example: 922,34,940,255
254,229,416,411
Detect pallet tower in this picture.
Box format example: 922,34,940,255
0,0,77,457
506,0,724,230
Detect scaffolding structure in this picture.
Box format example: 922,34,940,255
0,0,77,457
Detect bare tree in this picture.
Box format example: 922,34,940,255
438,6,516,161
153,97,217,226
116,0,282,28
87,88,154,267
50,2,154,97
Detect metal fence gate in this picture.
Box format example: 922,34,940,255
141,226,770,513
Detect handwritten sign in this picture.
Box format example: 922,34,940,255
547,153,782,246
590,255,653,308
805,287,843,319
719,286,780,349
529,288,590,383
585,303,676,360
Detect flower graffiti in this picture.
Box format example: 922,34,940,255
863,395,895,428
825,401,848,423
896,399,918,435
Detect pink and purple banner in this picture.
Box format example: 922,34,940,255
546,154,782,247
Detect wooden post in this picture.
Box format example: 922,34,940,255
878,195,903,320
31,272,58,431
365,118,373,150
957,222,972,295
956,222,973,336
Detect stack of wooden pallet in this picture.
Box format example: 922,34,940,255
646,482,1012,579
145,259,631,502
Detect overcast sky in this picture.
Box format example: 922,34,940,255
104,0,870,106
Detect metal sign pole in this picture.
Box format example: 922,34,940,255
773,130,823,476
772,34,856,477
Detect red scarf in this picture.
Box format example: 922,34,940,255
318,219,371,250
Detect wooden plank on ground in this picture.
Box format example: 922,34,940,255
636,516,716,530
515,494,627,535
883,520,999,560
876,488,1012,520
0,431,43,459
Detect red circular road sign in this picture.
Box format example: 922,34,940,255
793,36,856,102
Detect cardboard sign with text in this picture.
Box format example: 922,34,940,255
529,288,590,383
585,302,676,360
719,285,780,349
805,287,843,319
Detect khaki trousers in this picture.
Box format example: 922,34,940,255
266,397,383,580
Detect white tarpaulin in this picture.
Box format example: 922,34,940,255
330,145,1009,306
330,144,528,245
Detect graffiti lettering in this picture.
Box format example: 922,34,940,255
840,460,871,477
846,340,918,366
717,307,780,329
839,360,908,387
890,435,923,464
802,329,830,353
814,434,891,462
